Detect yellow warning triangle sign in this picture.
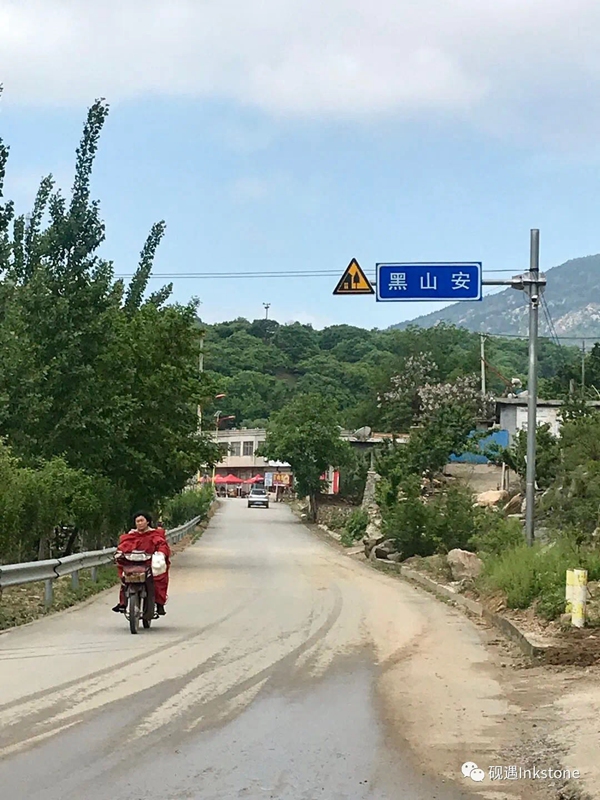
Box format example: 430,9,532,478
333,259,374,295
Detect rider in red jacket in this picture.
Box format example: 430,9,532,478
112,512,171,616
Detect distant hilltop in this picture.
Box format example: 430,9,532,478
394,255,600,339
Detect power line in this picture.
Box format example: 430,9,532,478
540,294,562,348
484,330,600,342
113,268,519,280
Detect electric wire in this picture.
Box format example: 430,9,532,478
113,268,519,279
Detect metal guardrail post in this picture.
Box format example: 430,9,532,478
91,566,98,583
71,570,80,590
44,579,54,608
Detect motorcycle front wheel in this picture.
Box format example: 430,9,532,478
128,592,139,634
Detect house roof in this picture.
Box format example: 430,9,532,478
496,396,600,408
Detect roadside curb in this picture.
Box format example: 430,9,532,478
310,514,549,663
371,556,549,662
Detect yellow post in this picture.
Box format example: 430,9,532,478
565,569,575,613
571,569,588,629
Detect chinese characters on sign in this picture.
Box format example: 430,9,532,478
452,271,471,290
388,272,407,291
376,263,482,302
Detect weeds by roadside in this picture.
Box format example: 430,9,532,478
0,564,120,631
478,539,600,621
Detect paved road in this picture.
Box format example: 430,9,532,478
0,501,495,800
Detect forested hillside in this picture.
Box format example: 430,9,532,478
201,317,585,430
395,255,600,338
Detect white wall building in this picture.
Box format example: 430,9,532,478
497,396,600,443
214,429,291,481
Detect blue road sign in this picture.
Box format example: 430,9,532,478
376,262,482,302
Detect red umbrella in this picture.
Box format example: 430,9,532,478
224,473,243,484
243,475,263,484
213,474,227,484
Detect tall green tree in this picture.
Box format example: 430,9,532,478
0,98,221,526
261,394,351,521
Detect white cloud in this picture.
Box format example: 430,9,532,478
1,0,600,143
229,174,286,203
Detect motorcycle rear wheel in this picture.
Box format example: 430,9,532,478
129,593,139,634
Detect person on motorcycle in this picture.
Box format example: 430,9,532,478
112,512,171,616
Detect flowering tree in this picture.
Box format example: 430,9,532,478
379,354,494,432
418,375,495,424
378,352,437,431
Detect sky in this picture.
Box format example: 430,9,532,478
2,0,600,330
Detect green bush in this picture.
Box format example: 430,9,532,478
429,486,479,553
469,510,524,556
338,450,369,503
479,538,600,620
162,485,214,528
0,440,127,564
382,477,438,559
380,479,526,563
541,461,600,537
486,424,560,490
341,508,369,547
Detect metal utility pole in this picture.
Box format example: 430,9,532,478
198,334,204,434
480,333,487,396
263,303,271,320
582,340,586,398
196,334,205,485
211,411,221,485
524,229,540,547
480,229,546,546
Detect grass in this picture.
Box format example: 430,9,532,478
0,564,120,631
478,538,600,620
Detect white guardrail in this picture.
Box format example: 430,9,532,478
0,515,203,607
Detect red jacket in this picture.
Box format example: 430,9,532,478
117,528,171,562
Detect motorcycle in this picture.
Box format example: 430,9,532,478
116,550,157,634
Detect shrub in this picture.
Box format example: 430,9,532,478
341,508,369,547
382,477,438,559
0,440,127,564
381,479,526,563
469,511,524,556
541,461,600,537
486,424,560,491
429,486,479,553
338,450,369,503
162,486,214,528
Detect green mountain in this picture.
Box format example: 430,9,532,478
396,255,600,339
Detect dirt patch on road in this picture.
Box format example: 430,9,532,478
544,629,600,667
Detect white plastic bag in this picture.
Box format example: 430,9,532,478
151,551,167,576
